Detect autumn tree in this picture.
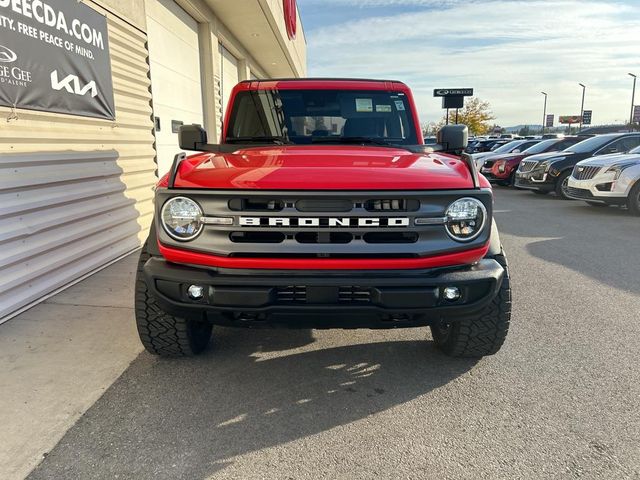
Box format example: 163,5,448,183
434,97,495,136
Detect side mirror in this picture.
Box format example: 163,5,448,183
179,124,207,150
513,149,521,153
437,124,468,152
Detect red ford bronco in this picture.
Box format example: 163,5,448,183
135,79,511,358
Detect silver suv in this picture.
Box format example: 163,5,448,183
566,145,640,215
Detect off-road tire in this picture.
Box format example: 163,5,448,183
135,243,212,357
430,251,511,358
627,182,640,216
555,171,572,200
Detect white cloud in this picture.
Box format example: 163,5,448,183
304,0,640,126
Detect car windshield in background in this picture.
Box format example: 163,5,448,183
522,139,558,154
226,89,418,145
564,135,616,153
493,140,524,153
629,145,640,154
489,141,508,150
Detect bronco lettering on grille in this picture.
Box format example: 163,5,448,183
239,217,410,227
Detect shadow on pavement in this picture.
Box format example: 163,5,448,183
28,328,477,479
495,188,640,294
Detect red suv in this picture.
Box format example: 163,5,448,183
135,79,511,359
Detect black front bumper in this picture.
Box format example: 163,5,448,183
143,257,505,329
514,171,555,191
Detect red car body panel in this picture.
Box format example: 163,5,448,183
157,146,489,191
158,242,490,270
488,153,528,180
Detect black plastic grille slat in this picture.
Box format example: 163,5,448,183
229,198,284,211
566,186,594,199
338,286,372,303
365,199,419,211
363,232,418,244
276,286,306,303
230,232,285,243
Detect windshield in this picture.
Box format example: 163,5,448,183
226,89,418,145
565,135,616,153
522,139,558,154
492,140,524,154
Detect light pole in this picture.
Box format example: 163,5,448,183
541,91,547,134
579,83,586,132
629,73,637,126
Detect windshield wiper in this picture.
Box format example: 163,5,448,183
311,136,403,147
226,136,293,145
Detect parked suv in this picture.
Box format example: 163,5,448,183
566,145,640,214
514,133,640,199
135,79,511,359
472,139,539,170
482,137,583,186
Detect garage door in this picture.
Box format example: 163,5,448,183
146,0,204,176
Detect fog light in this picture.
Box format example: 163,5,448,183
443,286,461,301
188,284,205,300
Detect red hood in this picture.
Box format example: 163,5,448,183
164,146,484,190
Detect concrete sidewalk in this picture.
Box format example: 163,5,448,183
0,252,143,480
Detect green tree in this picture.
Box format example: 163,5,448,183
435,97,496,136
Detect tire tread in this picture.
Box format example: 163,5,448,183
134,246,211,357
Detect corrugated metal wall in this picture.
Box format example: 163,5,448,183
0,8,156,322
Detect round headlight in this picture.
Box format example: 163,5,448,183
444,197,487,242
161,196,203,241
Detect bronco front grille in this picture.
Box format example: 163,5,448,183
156,189,493,259
572,165,601,180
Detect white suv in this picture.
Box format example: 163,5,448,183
566,145,640,215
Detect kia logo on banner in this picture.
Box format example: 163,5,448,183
0,45,17,63
283,0,297,40
0,0,114,120
51,70,98,98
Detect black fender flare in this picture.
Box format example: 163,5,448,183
487,219,502,257
145,221,161,256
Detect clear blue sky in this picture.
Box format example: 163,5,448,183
298,0,640,127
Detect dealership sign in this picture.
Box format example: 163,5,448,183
0,0,115,120
582,110,592,125
433,88,473,97
559,115,581,124
546,114,554,127
633,105,640,124
283,0,297,40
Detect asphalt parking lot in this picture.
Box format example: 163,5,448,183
15,188,640,479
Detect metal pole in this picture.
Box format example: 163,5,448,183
455,108,459,124
630,73,637,126
579,83,585,132
541,92,547,134
446,109,449,125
